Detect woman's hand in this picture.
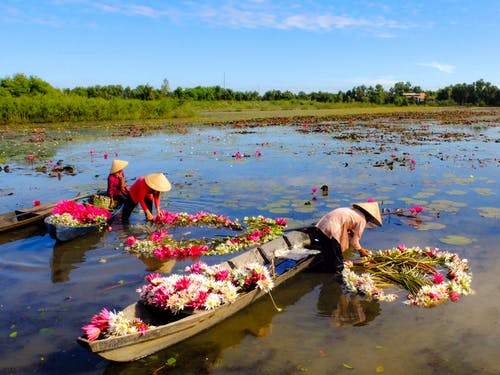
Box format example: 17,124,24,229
358,248,372,257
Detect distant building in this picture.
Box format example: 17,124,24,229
402,92,427,103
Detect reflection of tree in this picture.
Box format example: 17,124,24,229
104,272,322,375
316,275,380,327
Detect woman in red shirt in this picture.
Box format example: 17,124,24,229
122,173,171,222
315,201,382,273
107,159,129,204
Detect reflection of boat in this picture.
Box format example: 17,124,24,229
0,193,91,234
77,227,322,362
51,231,104,283
138,255,176,273
45,199,122,242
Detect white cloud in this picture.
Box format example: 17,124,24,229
418,61,456,74
4,1,412,34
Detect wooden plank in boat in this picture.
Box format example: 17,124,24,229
227,247,267,268
284,230,311,248
258,236,289,261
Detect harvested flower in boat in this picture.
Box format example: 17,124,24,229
342,246,474,307
82,308,149,342
46,200,112,227
138,261,274,313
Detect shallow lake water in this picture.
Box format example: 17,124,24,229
0,118,499,374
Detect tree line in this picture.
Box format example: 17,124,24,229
0,73,499,124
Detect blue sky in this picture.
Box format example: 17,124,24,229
1,0,499,93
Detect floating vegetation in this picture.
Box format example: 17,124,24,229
428,199,467,213
416,222,447,231
439,235,474,246
446,189,467,195
472,188,495,196
476,207,500,218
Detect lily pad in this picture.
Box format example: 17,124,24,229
39,327,54,335
416,222,447,231
439,235,474,245
472,188,495,196
446,189,467,195
413,191,436,199
428,199,466,213
398,197,427,206
377,186,396,193
476,207,500,218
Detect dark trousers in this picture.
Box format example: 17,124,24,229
121,195,153,222
315,228,344,273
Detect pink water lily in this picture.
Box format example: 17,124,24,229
125,236,137,246
433,273,445,284
409,205,424,214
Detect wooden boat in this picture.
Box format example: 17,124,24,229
77,227,322,362
45,198,123,242
0,193,92,234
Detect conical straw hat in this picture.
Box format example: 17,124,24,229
352,201,382,226
145,173,172,192
110,159,128,174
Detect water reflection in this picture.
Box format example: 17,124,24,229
0,120,499,374
137,255,176,273
0,224,46,246
50,231,103,283
316,276,380,327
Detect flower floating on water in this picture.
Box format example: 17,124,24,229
103,152,108,160
46,200,112,227
125,213,287,259
409,205,424,215
82,307,149,342
33,200,41,206
311,187,318,194
342,246,474,308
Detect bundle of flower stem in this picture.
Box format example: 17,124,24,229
352,250,440,295
343,245,474,307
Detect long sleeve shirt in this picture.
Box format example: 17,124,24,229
129,177,161,213
315,207,367,252
107,172,128,199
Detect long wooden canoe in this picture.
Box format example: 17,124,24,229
0,193,92,234
77,228,322,362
